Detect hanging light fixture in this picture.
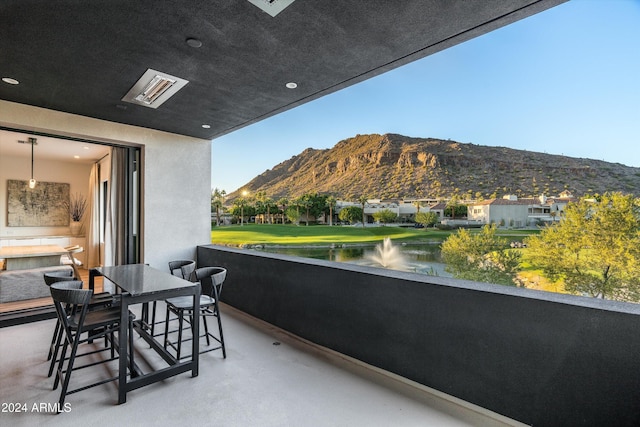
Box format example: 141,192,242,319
27,137,37,188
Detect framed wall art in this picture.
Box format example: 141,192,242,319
7,180,70,227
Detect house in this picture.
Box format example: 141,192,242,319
468,193,577,227
427,202,448,219
4,2,640,426
334,199,430,224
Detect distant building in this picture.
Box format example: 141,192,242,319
335,199,438,224
334,192,577,227
426,202,447,219
468,192,576,227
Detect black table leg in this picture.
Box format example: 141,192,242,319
118,296,129,404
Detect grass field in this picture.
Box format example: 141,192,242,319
211,223,563,292
211,224,440,246
210,224,539,246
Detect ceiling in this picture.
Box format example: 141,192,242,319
0,129,110,163
0,0,566,141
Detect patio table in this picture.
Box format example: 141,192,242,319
89,264,200,404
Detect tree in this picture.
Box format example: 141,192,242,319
307,193,329,223
441,224,522,286
445,193,467,219
295,192,329,225
254,191,273,224
415,211,438,227
526,192,640,301
338,206,363,225
326,196,337,226
211,188,226,226
277,197,289,224
413,200,421,214
292,196,305,225
297,194,312,226
265,197,275,224
446,193,459,220
358,195,368,227
285,206,301,225
232,197,249,225
372,209,397,225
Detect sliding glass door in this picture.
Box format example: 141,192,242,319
0,127,141,326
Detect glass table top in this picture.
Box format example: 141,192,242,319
96,264,197,296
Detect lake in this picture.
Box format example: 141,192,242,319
260,242,451,277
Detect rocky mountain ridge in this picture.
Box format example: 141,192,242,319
225,133,640,202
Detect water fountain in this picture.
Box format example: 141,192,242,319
367,237,408,270
263,239,450,276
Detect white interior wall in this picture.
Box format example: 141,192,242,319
0,155,92,238
0,100,212,269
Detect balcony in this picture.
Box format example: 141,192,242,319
3,245,640,426
197,245,640,427
2,300,516,426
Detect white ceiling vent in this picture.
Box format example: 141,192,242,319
248,0,295,17
122,69,189,109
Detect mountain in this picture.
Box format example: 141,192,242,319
225,133,640,202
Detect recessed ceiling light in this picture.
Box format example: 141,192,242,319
74,155,80,159
83,146,90,150
202,124,211,129
2,77,19,85
186,38,202,48
285,82,298,89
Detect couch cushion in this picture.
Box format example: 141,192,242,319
0,265,74,303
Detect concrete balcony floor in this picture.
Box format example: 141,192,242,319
0,304,523,427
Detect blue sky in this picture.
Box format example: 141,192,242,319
212,0,640,194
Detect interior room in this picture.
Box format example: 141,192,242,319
0,130,112,312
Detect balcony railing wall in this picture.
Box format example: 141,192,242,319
198,244,640,427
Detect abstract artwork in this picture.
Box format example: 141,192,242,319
7,180,70,226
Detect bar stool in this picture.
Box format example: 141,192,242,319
164,266,227,359
44,272,116,377
149,260,196,337
49,281,135,409
62,245,84,280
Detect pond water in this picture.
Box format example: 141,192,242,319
260,242,451,277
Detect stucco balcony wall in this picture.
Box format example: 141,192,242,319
198,244,640,427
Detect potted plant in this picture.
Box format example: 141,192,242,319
64,192,87,235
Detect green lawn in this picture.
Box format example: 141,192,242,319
211,224,541,246
211,224,452,246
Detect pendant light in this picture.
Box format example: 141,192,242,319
28,137,37,189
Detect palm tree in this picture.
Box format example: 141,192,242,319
277,197,289,224
299,194,312,226
233,197,247,226
358,195,368,228
235,189,250,225
326,195,337,226
446,193,460,220
291,196,304,225
211,188,226,226
413,200,421,222
264,196,274,224
255,190,267,224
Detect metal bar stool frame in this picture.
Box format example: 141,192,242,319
148,260,196,337
163,266,227,360
50,281,135,410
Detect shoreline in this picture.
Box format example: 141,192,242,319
216,240,445,250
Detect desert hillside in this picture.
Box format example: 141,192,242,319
225,133,640,202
